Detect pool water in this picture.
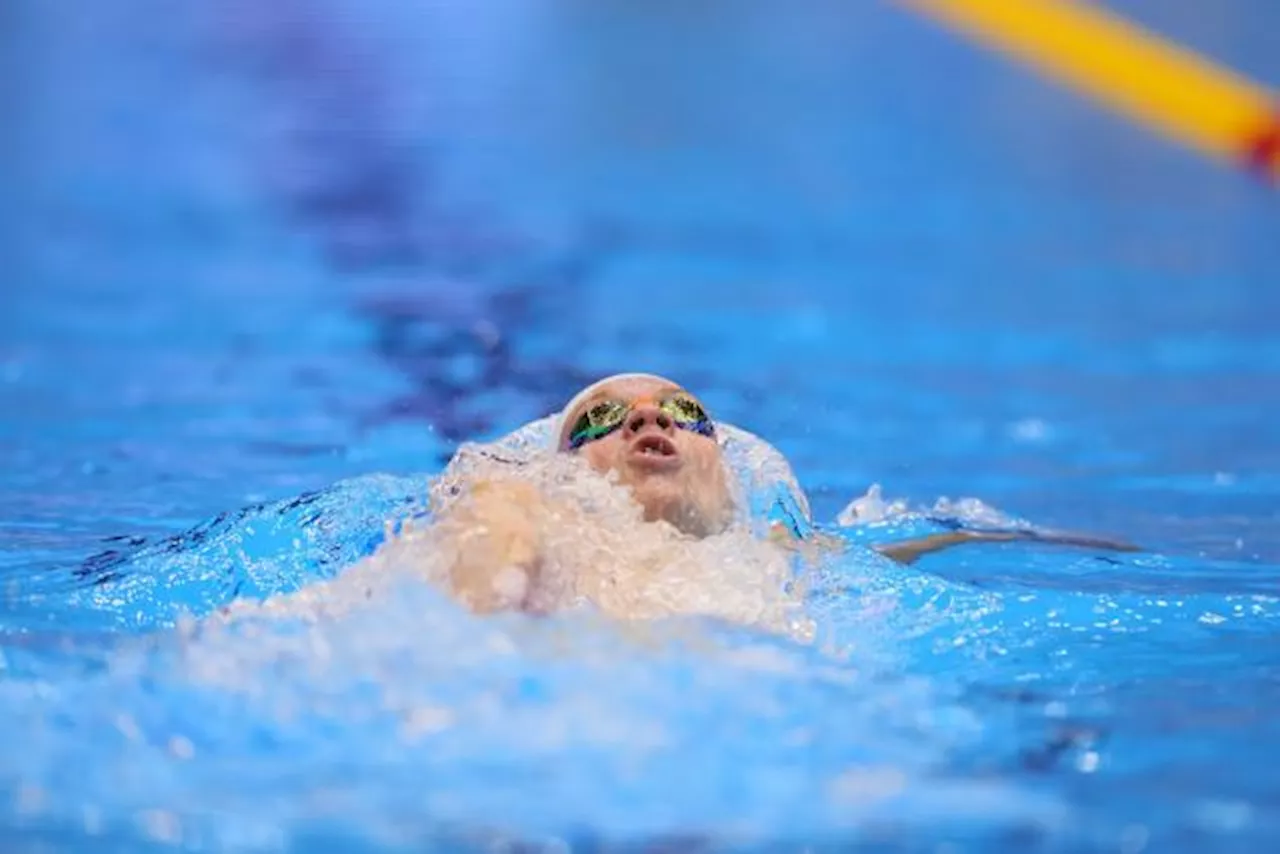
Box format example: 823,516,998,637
3,0,1279,851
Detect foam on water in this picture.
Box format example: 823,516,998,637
6,415,1280,850
1,417,1077,850
207,413,822,640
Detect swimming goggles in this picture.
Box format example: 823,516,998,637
564,393,716,450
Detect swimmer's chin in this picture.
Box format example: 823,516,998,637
630,484,732,538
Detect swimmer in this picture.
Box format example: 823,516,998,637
406,373,1138,617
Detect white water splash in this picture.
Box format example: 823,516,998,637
837,483,1027,530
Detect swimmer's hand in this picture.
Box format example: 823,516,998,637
767,522,846,558
875,528,1142,565
437,479,547,613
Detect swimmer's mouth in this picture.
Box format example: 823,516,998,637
629,435,680,467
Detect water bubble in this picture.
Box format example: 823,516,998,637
138,809,182,845
1119,824,1149,854
1009,418,1050,443
168,735,196,760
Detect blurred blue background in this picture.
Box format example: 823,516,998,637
1,1,1279,849
4,0,1276,576
4,0,1278,564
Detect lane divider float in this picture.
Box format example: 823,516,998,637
897,0,1280,181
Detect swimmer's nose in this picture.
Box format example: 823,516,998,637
626,402,673,436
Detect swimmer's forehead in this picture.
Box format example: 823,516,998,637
568,378,699,415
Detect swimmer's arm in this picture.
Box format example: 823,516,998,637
767,522,1140,565
434,479,552,613
873,529,1141,565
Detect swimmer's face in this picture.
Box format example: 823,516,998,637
558,376,735,537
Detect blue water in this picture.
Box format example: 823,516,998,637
3,0,1279,851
